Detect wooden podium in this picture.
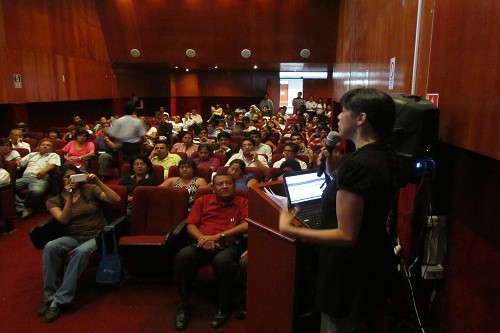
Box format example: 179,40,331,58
246,180,318,333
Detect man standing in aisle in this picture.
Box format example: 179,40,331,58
106,101,146,163
173,173,248,330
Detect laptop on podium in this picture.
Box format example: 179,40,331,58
283,169,326,229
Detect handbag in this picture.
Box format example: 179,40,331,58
95,225,122,286
29,219,64,250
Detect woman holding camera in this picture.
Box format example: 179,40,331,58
38,164,120,323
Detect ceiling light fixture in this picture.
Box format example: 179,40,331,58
300,49,311,58
215,65,218,69
241,49,251,58
175,66,179,69
186,49,196,58
253,65,258,69
130,49,141,57
185,68,189,72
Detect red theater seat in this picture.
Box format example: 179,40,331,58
119,187,190,278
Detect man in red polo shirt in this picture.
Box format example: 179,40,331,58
173,173,248,330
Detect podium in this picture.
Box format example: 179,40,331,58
246,181,319,333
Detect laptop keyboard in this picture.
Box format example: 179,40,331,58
298,206,322,228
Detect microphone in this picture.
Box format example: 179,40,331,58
317,131,340,177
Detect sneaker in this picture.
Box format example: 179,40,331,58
21,208,33,220
45,304,62,323
37,301,51,316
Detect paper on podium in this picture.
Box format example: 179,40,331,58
263,187,288,210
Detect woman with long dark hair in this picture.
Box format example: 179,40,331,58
279,88,399,332
39,164,120,323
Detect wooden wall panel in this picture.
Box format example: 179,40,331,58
427,0,499,160
333,0,418,100
0,0,112,103
303,79,331,104
97,0,339,71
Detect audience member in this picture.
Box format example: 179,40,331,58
272,142,307,170
272,159,302,180
156,113,173,144
39,165,120,323
61,129,95,172
292,92,305,114
47,128,61,140
225,138,268,172
95,126,118,180
149,140,181,179
9,128,31,152
194,128,215,144
214,132,236,160
159,158,208,205
15,139,61,219
190,108,203,134
173,173,248,330
132,93,144,111
248,130,272,162
119,155,161,214
0,137,21,162
194,144,220,172
106,102,147,163
171,132,198,157
227,159,258,190
0,157,10,187
259,92,274,113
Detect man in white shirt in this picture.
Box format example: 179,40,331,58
272,142,307,170
15,140,61,219
9,128,31,152
225,138,268,173
190,108,203,134
106,101,147,162
248,130,272,163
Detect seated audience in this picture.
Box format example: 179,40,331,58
95,126,118,180
171,132,198,157
225,138,268,172
62,130,95,172
156,114,173,144
194,144,220,172
0,157,10,187
9,128,31,152
227,159,258,189
159,158,208,205
213,132,235,159
194,128,214,144
272,159,302,180
16,140,61,219
149,140,181,179
93,116,108,133
173,173,248,330
0,137,21,161
143,120,157,152
291,133,314,166
119,155,161,214
272,142,308,170
47,128,61,140
248,130,272,162
39,165,120,323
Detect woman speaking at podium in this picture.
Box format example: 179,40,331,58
279,88,398,333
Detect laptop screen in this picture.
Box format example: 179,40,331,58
283,170,326,206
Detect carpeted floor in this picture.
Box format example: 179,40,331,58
0,211,246,333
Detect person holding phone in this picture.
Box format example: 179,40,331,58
38,164,120,323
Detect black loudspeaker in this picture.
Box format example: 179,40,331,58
390,93,440,157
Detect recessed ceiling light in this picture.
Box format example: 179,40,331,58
253,65,258,69
186,49,196,58
130,49,140,57
241,49,251,58
215,65,218,69
185,68,189,72
300,49,311,58
175,66,178,69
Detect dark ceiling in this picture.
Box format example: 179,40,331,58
96,0,340,72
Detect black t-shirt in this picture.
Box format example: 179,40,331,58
316,142,397,320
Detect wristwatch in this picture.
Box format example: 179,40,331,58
220,232,226,239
